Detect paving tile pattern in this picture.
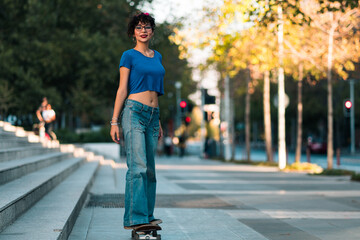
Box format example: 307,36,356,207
69,144,360,240
87,193,237,209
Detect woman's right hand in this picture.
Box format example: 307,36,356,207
110,125,121,144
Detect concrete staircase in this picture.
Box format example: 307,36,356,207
0,121,101,240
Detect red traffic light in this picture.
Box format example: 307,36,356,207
180,101,187,108
185,116,191,123
345,100,352,109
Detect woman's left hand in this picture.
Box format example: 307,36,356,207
158,121,163,140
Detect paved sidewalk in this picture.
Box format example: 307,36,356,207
69,143,360,240
234,146,360,173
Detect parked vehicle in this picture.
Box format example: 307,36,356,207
307,136,327,154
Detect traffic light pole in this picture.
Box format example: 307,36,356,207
350,79,355,154
175,82,182,130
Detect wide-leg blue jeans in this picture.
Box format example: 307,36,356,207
121,99,159,227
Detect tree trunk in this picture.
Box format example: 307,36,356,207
263,70,273,162
245,68,251,161
278,5,287,169
295,63,304,163
327,22,335,169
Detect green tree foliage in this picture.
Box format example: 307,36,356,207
0,0,193,130
0,81,15,120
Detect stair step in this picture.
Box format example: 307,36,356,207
0,160,99,240
0,139,40,149
0,152,73,185
0,146,57,162
0,157,86,232
0,132,18,139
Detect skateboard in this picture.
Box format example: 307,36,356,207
131,224,162,240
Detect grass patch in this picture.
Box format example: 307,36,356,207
283,162,323,174
54,126,112,143
312,168,360,182
232,159,278,167
209,157,278,167
315,169,355,176
351,173,360,181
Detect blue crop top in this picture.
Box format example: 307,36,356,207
119,49,165,96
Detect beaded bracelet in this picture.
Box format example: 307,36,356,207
110,121,120,126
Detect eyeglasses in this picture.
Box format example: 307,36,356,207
135,25,152,31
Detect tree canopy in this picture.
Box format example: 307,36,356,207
0,0,193,129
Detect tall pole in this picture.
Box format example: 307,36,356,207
200,88,206,157
245,69,251,161
224,74,231,161
350,79,355,154
175,81,182,130
327,22,335,169
277,5,286,169
295,63,304,163
264,70,273,162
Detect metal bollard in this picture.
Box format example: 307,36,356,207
306,147,311,163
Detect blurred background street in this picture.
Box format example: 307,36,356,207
83,141,360,173
1,0,360,239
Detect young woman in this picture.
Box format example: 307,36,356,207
110,12,164,229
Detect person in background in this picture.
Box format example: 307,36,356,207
36,97,48,123
164,133,172,156
42,104,56,140
34,97,48,137
110,12,164,229
178,132,186,157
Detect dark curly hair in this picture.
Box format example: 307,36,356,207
127,12,156,38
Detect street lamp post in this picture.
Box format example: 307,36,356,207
224,75,231,161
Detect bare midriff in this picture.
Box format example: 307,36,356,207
128,91,159,108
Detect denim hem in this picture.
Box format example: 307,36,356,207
124,219,150,227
